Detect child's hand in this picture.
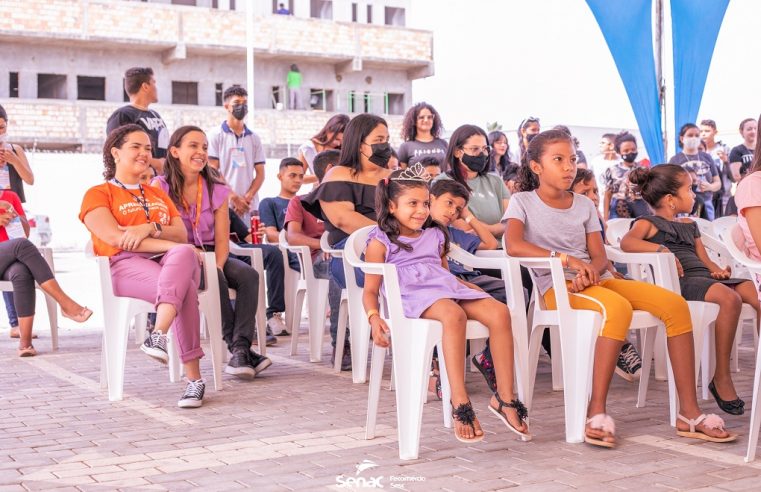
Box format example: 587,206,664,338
370,316,390,348
660,247,684,277
567,256,600,284
710,266,731,280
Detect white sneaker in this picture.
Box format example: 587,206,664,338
267,313,288,337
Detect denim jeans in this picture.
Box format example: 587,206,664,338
329,237,365,290
3,291,17,327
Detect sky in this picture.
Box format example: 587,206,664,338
408,0,761,151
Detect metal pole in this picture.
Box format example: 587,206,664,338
655,0,666,159
246,0,254,119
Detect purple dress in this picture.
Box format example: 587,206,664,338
367,226,489,318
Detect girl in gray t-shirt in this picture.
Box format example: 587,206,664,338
504,129,736,449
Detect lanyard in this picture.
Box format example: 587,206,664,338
112,178,150,222
182,175,204,247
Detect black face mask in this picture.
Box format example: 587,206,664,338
461,153,489,173
621,152,638,163
525,133,538,144
231,103,248,121
366,142,392,168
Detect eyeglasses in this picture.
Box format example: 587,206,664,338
462,145,491,155
520,116,540,129
417,115,434,121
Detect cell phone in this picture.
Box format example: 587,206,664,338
148,253,165,261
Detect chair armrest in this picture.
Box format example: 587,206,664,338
474,250,504,258
605,246,680,292
448,246,527,312
513,256,573,313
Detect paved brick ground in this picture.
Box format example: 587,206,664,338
1,252,761,491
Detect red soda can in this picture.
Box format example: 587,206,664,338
250,211,261,244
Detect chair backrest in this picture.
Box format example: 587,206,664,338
692,217,714,238
279,228,314,282
320,231,342,257
700,229,750,278
344,226,407,326
605,218,634,247
712,215,737,242
724,224,761,291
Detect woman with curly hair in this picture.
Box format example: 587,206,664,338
397,102,447,168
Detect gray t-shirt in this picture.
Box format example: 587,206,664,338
433,172,510,225
503,190,611,294
668,151,719,203
398,138,448,167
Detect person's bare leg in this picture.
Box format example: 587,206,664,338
17,316,34,349
704,284,741,400
460,297,527,433
421,299,481,440
585,336,623,443
38,278,88,319
153,303,177,334
184,358,201,380
668,332,731,439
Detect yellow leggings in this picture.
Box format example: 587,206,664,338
543,279,693,341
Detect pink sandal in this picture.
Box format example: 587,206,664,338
18,346,37,357
585,413,616,448
676,413,737,443
62,307,93,323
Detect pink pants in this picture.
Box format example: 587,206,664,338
110,246,203,363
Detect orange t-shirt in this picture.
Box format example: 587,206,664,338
79,182,180,257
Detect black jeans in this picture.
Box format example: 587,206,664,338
217,257,259,352
234,244,286,318
0,238,54,318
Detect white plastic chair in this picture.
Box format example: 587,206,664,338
345,227,503,460
0,246,58,350
279,229,330,362
96,250,224,401
712,216,737,242
605,218,633,247
722,224,761,462
692,217,714,238
228,242,269,354
338,233,373,384
319,232,350,373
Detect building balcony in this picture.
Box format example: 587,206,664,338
0,98,404,154
0,0,433,79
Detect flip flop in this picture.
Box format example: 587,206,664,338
452,400,484,444
676,413,737,443
488,393,531,441
585,413,616,448
18,346,37,357
62,307,93,323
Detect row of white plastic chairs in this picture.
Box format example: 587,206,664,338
340,217,761,462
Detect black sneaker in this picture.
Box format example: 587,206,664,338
140,331,168,364
253,327,279,347
615,342,642,383
225,348,256,380
332,344,352,372
178,379,205,408
249,351,272,375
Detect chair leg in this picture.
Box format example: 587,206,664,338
468,339,485,373
351,317,371,384
700,327,716,401
438,341,453,429
202,309,225,392
636,326,657,408
526,325,546,412
308,281,330,363
550,326,563,391
289,289,307,356
654,329,668,381
365,344,387,440
168,332,182,383
42,292,59,351
103,311,132,401
334,299,349,373
745,341,761,462
560,312,599,444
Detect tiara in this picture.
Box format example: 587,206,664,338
390,162,432,183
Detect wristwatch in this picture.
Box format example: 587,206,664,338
151,222,163,238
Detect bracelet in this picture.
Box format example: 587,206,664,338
464,215,474,224
656,245,666,252
366,309,380,322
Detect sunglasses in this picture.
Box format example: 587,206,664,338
520,116,540,129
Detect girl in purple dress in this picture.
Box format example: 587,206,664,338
362,164,530,444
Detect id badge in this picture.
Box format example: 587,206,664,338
230,147,247,169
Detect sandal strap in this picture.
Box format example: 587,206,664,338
451,400,477,428
493,393,528,422
677,413,707,433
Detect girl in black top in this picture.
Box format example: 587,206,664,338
621,164,760,415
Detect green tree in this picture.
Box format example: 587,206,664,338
486,121,502,132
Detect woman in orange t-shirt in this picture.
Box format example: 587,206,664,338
80,124,206,408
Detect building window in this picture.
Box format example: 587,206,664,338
215,83,224,106
273,0,293,14
310,0,332,19
366,4,372,23
386,93,404,115
77,76,106,101
37,73,67,100
309,89,334,112
271,86,282,109
384,7,405,26
171,0,196,5
172,81,198,105
351,2,357,22
9,72,18,98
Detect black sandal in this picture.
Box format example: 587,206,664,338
709,379,745,415
488,393,531,441
429,357,442,401
451,400,484,443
